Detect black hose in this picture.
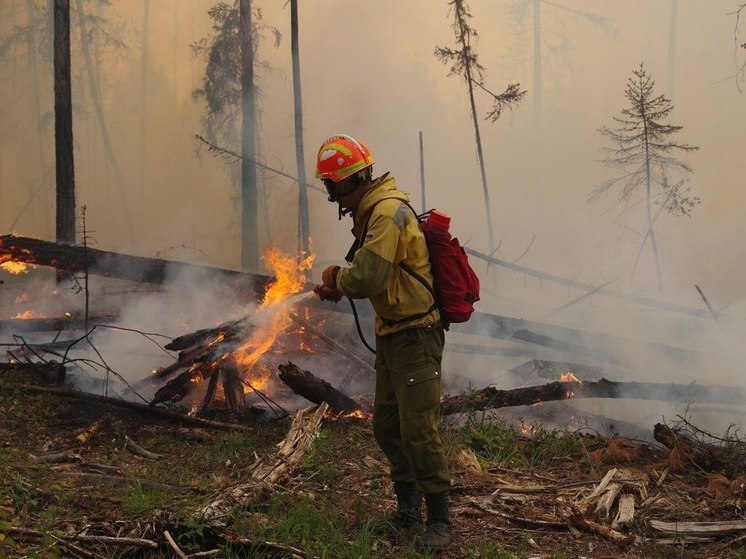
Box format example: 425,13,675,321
348,297,376,355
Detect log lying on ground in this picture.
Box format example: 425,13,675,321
0,312,119,333
653,423,727,472
441,378,746,416
278,361,362,414
0,234,268,296
0,362,66,385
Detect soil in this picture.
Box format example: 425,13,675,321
1,363,745,559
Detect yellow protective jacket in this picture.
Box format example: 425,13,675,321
334,174,441,336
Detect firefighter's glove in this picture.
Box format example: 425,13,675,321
321,265,340,289
313,284,343,303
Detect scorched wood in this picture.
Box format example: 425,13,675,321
165,319,243,351
0,234,269,296
653,423,726,472
0,312,119,333
278,361,361,414
440,378,746,416
150,362,218,405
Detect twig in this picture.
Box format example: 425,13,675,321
7,527,159,548
164,530,189,559
469,499,567,530
124,435,163,460
544,277,620,318
694,284,720,323
195,135,324,194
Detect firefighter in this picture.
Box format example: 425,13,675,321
313,134,453,550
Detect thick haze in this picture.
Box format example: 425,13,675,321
1,1,746,431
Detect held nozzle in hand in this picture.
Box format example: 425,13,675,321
313,284,343,303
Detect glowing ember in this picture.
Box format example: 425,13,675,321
559,371,581,383
13,310,44,319
1,261,32,274
327,409,372,420
520,423,537,436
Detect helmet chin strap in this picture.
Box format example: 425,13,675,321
338,206,354,220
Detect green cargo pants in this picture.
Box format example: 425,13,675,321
372,323,451,496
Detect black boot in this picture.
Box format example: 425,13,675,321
420,492,453,550
375,482,423,535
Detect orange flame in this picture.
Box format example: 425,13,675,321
13,310,43,319
559,371,581,383
230,245,316,392
327,409,372,420
1,261,32,274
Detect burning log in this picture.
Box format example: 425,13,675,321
165,319,244,352
440,378,746,416
221,356,245,413
0,312,119,333
0,234,269,295
278,361,362,414
151,361,219,406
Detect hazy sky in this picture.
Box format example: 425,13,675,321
2,1,746,437
1,0,745,310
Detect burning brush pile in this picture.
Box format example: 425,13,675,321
140,246,372,420
1,236,373,421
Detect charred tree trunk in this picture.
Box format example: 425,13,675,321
441,378,746,416
0,235,270,294
221,356,245,412
654,422,726,473
278,362,361,414
53,0,76,246
0,312,118,333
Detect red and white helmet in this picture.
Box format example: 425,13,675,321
315,134,374,182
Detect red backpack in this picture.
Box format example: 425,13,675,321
402,206,481,327
347,200,481,329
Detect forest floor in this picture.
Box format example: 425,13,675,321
2,363,746,559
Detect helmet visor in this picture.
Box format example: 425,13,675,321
323,179,358,203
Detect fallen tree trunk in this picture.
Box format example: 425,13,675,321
653,423,727,472
440,378,746,416
0,312,119,333
0,234,268,296
3,382,252,430
150,361,219,406
278,361,362,414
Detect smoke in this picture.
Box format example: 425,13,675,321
2,0,745,437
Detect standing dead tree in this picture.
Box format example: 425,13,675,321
733,3,746,91
434,0,525,255
589,63,699,295
192,1,281,272
54,0,76,246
